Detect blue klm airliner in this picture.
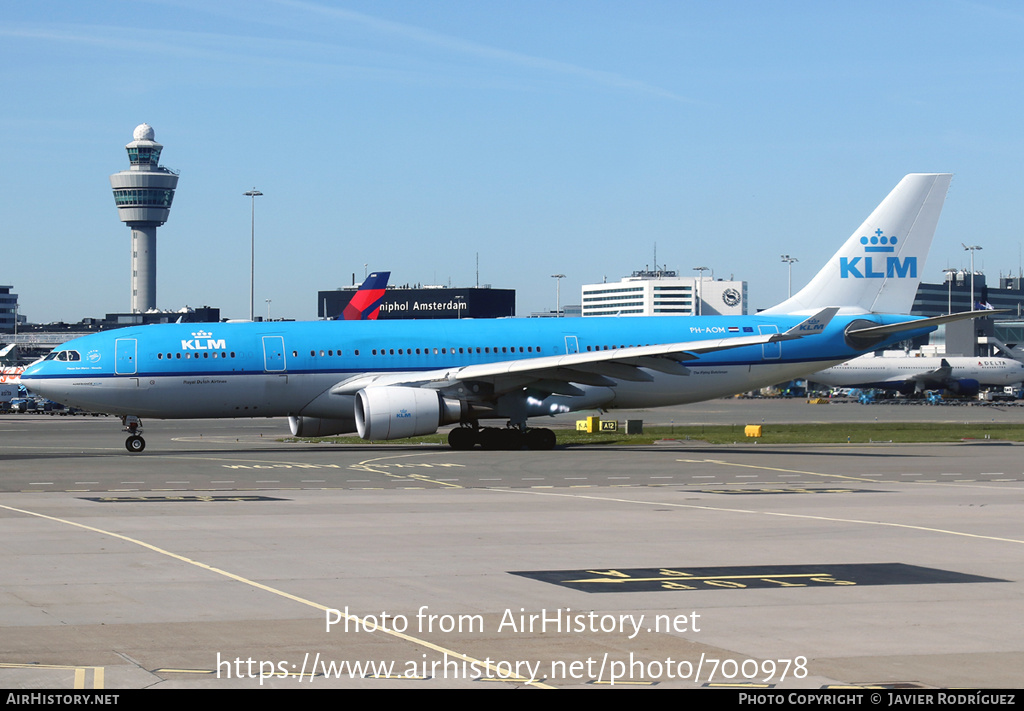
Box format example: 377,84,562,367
23,174,984,452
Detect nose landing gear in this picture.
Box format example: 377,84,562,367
122,415,146,453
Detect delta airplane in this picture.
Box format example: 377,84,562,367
23,173,987,452
339,271,390,320
811,352,1024,396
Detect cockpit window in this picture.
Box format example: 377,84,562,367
47,350,82,362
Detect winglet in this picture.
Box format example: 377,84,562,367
778,307,839,340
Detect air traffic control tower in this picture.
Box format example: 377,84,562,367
109,123,179,313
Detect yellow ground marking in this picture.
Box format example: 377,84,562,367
140,451,468,487
565,572,828,584
0,501,552,689
492,489,1024,545
348,453,467,487
404,474,462,488
681,457,1024,494
149,453,415,471
678,458,880,483
0,663,104,689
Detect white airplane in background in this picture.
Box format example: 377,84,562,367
23,173,990,452
0,344,23,386
811,352,1024,396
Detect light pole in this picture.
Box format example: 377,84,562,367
780,254,798,298
962,243,982,311
692,266,709,316
265,299,272,321
244,188,263,321
942,268,958,315
551,274,566,317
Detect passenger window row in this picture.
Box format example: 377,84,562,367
157,352,235,359
296,346,544,357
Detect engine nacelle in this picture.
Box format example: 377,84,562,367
355,387,462,441
947,378,980,397
288,415,356,437
895,381,916,396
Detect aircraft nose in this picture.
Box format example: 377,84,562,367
19,363,50,394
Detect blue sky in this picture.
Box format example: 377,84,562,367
3,0,1024,323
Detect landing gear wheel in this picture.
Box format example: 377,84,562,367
126,435,146,453
477,428,525,451
525,428,556,450
478,427,504,451
448,427,478,450
499,428,524,451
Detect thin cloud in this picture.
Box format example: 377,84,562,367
271,0,696,103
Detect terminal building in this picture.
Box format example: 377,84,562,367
318,284,516,320
581,269,746,317
4,307,222,363
0,286,18,334
912,272,1024,357
913,271,1024,318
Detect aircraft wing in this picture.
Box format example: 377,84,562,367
332,308,837,399
907,358,953,383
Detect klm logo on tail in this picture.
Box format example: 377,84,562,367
840,229,916,279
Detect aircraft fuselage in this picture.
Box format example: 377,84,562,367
22,313,929,420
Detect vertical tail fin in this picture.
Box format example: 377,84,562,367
340,271,391,320
764,173,952,315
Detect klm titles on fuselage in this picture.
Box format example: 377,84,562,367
181,331,226,351
840,230,916,279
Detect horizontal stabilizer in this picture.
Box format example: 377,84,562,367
847,310,1008,340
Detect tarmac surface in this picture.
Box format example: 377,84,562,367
1,399,1023,689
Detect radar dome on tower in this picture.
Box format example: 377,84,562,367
133,123,155,142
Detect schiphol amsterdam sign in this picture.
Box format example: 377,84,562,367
378,299,469,316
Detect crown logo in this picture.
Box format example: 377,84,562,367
192,330,213,339
860,229,896,253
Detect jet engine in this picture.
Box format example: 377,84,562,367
945,378,980,397
288,415,356,437
895,381,917,396
355,386,462,440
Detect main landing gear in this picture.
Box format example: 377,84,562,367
122,415,146,453
447,425,556,451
